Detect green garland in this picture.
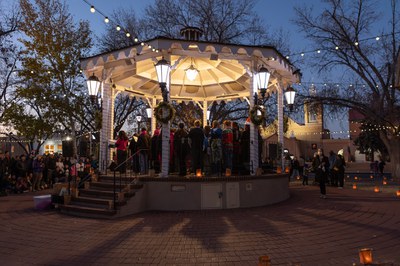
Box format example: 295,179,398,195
154,102,175,123
249,105,265,126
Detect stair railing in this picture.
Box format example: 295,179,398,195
112,149,148,210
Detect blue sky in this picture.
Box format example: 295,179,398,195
5,0,392,138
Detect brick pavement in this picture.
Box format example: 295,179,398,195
0,184,399,266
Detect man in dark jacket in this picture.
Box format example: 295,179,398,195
174,123,189,176
188,120,204,174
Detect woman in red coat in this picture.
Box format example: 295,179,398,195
115,131,129,173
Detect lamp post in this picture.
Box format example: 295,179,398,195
155,58,171,102
136,115,142,131
155,57,171,177
86,73,101,103
255,65,271,99
284,86,296,112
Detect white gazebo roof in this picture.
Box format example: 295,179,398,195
81,36,300,102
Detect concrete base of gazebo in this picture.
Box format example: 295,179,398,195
116,174,289,217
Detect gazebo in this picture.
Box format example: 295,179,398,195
81,29,301,177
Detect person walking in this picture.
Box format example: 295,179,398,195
115,130,129,173
333,154,346,188
317,149,330,198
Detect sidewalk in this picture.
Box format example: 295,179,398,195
0,183,399,265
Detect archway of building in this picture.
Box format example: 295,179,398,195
81,37,300,176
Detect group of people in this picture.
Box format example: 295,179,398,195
113,120,260,176
286,149,347,198
0,151,97,196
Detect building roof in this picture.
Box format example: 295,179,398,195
80,36,301,103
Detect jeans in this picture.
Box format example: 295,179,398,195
223,148,233,171
139,152,149,174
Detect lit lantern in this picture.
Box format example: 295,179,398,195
226,168,231,177
383,180,387,185
396,190,400,197
354,176,358,180
374,187,380,193
353,183,357,190
296,176,300,180
258,255,271,266
285,167,290,173
359,248,373,265
276,166,282,174
370,175,374,179
196,169,202,177
383,176,387,180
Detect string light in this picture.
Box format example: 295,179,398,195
81,0,160,54
285,31,400,59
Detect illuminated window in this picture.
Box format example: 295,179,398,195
44,144,54,154
308,112,317,123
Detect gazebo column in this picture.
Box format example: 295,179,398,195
160,101,170,178
150,98,157,134
277,82,285,171
99,83,115,173
249,74,259,176
202,101,208,127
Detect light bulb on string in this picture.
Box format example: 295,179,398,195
90,6,95,13
104,17,109,23
116,25,121,31
126,32,130,37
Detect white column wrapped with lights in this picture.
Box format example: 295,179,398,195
155,58,171,178
277,82,285,171
99,83,114,173
251,65,270,175
203,101,208,127
249,73,258,175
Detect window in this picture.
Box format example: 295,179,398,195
308,111,317,123
44,144,54,154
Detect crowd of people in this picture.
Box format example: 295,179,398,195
113,119,263,177
0,151,97,196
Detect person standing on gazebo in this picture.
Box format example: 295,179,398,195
115,131,129,173
222,120,233,174
188,120,204,175
174,123,189,176
210,121,222,176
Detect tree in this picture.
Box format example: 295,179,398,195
96,7,146,53
294,0,400,177
10,0,93,156
0,2,21,121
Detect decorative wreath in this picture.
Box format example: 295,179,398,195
249,105,265,126
154,101,175,123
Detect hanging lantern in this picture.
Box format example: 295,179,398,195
383,180,387,185
255,65,270,99
146,107,152,118
370,175,374,179
155,57,171,102
86,73,101,100
359,248,373,265
284,86,296,111
354,176,358,180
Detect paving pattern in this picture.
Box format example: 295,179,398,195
0,184,399,266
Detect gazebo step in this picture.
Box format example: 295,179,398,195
60,204,116,218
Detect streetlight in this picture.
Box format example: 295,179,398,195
155,57,171,102
255,65,270,99
136,115,142,130
284,86,296,111
86,73,101,102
